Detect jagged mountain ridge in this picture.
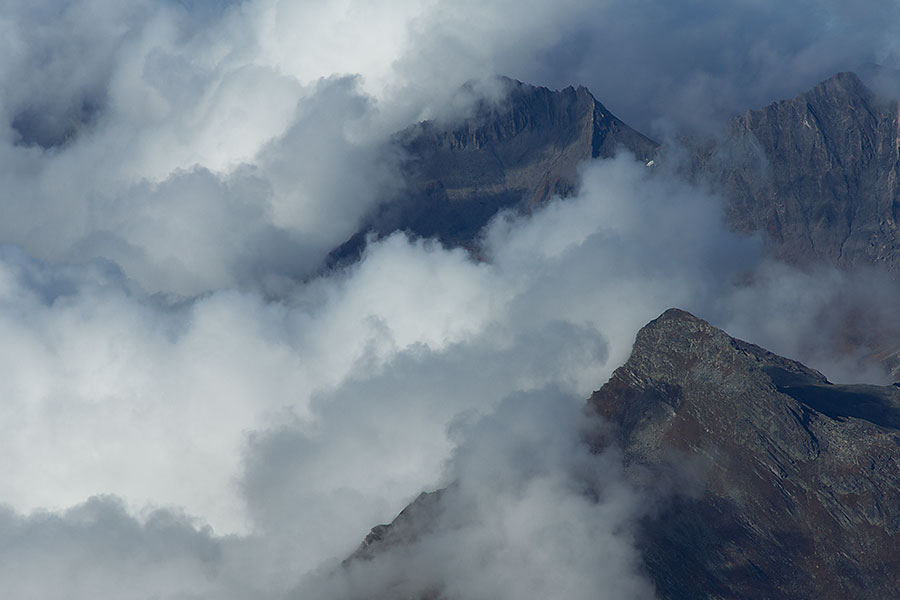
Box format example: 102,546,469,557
698,70,900,271
328,78,657,263
332,69,900,276
347,309,900,599
591,309,900,599
328,70,900,375
687,69,900,375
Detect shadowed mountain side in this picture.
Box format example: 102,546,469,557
328,79,658,264
345,490,445,564
328,69,900,276
680,69,900,377
590,309,900,599
346,309,900,599
691,70,900,273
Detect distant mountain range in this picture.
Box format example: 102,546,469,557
330,71,900,598
332,68,900,276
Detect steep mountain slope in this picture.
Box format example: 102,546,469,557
593,309,900,599
698,71,900,270
348,309,900,599
329,79,658,262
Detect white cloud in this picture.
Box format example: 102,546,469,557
1,146,897,599
1,1,899,598
302,391,655,600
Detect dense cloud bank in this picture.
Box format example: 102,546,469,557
2,1,900,598
302,391,655,600
7,152,900,597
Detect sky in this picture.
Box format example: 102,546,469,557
2,1,900,598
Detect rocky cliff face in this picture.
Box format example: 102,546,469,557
329,78,658,262
698,71,900,271
349,309,900,599
590,309,900,599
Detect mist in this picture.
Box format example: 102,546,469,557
2,1,899,599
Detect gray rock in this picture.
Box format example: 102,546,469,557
695,71,900,272
345,490,445,563
349,310,900,598
328,78,657,264
332,69,900,275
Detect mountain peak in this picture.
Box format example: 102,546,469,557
815,70,867,93
327,78,657,265
591,309,900,599
641,306,715,333
704,68,900,274
401,77,655,162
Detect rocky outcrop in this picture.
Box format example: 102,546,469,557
332,70,900,274
328,78,657,263
698,71,900,271
350,309,900,599
590,308,900,599
345,490,444,563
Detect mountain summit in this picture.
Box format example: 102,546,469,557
336,70,900,276
592,308,900,599
702,71,900,271
329,79,658,262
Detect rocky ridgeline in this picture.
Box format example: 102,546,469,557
591,309,900,599
327,77,657,263
347,309,900,599
334,69,900,278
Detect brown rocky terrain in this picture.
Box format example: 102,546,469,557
591,309,900,599
331,69,900,275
